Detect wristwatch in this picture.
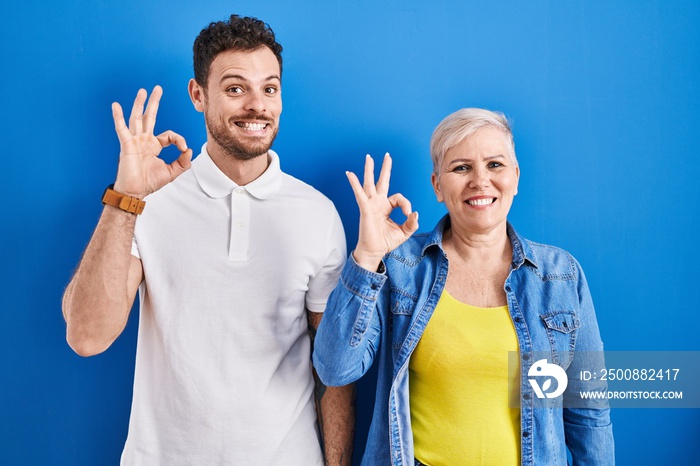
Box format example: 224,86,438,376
101,184,146,215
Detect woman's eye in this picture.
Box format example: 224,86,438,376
452,165,470,172
488,161,504,168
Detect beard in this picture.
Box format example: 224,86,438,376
205,112,279,161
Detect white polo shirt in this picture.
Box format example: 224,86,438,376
121,145,346,466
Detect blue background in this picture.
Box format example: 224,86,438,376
2,0,698,464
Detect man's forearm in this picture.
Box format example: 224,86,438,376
308,310,356,465
319,383,355,466
63,205,141,356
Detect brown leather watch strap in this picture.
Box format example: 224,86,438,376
101,185,146,215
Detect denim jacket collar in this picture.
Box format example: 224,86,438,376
506,222,538,270
420,215,447,257
422,214,538,271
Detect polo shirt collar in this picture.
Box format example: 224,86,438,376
193,143,283,200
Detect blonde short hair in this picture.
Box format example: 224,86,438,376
430,108,516,174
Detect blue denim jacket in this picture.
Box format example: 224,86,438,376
314,216,614,465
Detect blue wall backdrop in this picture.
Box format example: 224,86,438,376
2,0,698,464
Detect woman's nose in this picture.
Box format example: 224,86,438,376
468,167,490,189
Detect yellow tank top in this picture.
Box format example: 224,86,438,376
409,290,520,465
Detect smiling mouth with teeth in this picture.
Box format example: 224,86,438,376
235,121,268,131
466,198,496,206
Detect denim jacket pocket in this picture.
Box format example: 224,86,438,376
541,310,580,367
389,287,418,352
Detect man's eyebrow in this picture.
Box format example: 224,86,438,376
219,74,281,84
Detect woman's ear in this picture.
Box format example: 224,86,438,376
431,172,444,203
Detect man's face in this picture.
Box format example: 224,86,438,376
190,47,282,161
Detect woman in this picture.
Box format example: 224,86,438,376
313,109,614,465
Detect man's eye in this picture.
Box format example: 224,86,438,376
264,86,278,94
227,87,243,94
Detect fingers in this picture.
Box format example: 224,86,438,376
388,193,419,236
388,193,412,218
362,154,377,195
156,130,188,153
171,148,193,178
156,131,191,180
128,88,147,135
116,86,163,138
111,102,131,142
403,211,420,236
345,171,368,205
375,153,392,196
142,85,163,133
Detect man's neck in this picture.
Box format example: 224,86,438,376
207,144,270,186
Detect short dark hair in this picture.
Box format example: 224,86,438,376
193,14,283,87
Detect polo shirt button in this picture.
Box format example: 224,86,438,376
236,221,243,227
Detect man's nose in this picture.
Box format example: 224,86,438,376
243,90,266,113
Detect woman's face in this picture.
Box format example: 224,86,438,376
431,126,520,236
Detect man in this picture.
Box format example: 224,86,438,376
62,15,354,465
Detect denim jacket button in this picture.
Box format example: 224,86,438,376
523,354,530,361
523,431,530,438
505,285,512,292
370,283,379,290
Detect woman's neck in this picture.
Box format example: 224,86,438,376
443,222,511,264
